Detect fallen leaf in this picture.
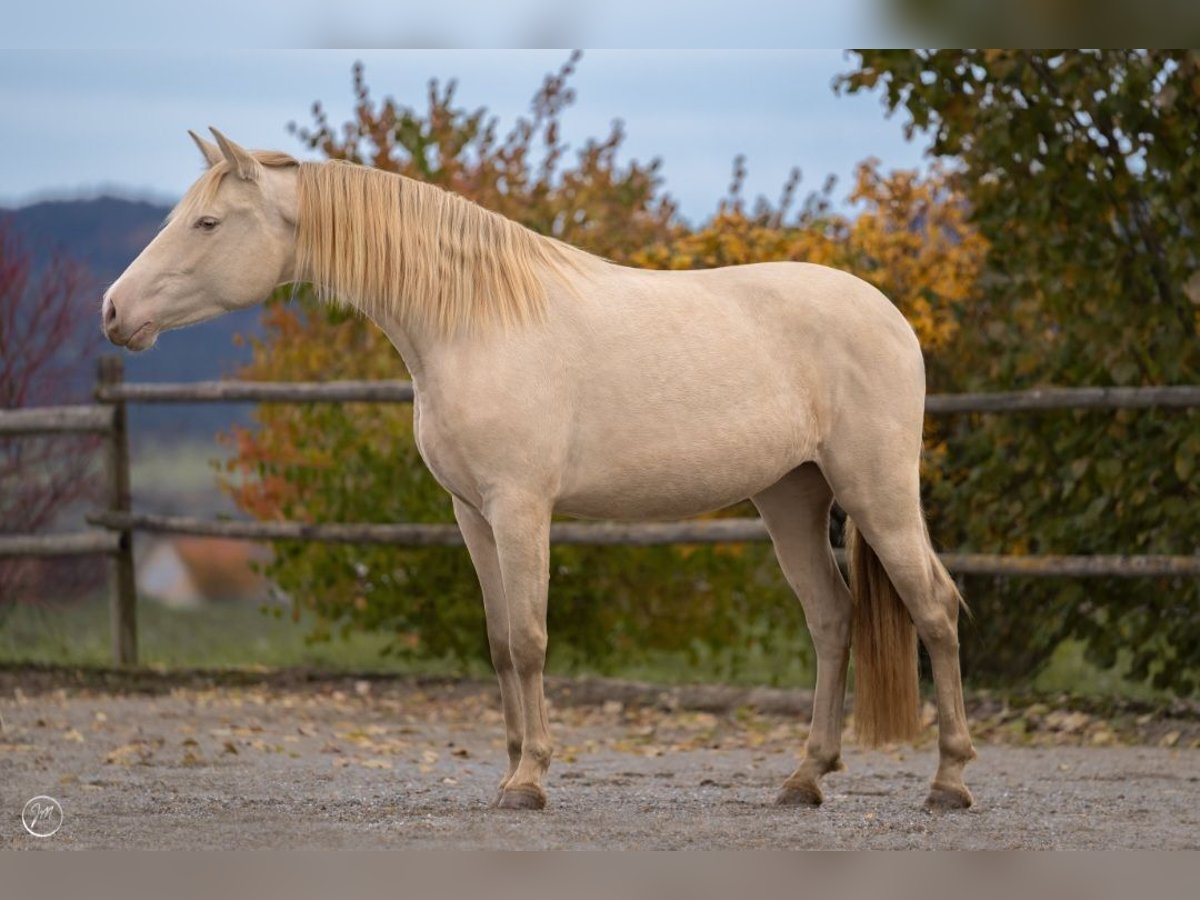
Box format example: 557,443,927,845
105,741,154,766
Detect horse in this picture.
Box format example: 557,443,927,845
103,128,975,812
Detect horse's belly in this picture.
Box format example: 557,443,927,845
555,481,778,520
555,422,807,520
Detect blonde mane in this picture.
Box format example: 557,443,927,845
297,160,581,335
177,153,582,335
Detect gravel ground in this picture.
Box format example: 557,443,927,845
2,670,1197,850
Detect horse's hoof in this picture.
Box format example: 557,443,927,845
925,782,973,811
497,786,546,810
776,781,823,807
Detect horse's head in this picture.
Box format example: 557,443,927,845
102,129,299,350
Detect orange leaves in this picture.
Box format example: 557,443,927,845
634,160,986,356
292,54,679,264
845,161,987,352
633,210,803,271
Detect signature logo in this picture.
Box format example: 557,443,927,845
21,796,63,838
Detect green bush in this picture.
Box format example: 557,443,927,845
845,50,1200,693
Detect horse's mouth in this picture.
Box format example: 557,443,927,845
114,322,158,352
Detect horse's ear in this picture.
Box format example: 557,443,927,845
209,127,259,181
188,130,222,168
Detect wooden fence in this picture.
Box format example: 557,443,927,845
2,355,1199,666
1,357,137,663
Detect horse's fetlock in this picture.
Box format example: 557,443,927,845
523,741,553,768
940,734,976,764
803,744,842,775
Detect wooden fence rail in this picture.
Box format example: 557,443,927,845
0,405,114,435
924,385,1200,413
3,354,1199,667
88,511,1200,577
96,380,415,404
0,531,121,557
95,379,1200,413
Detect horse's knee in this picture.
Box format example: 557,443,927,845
509,626,548,672
488,632,514,673
808,607,851,656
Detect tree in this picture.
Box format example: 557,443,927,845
840,50,1200,691
0,223,103,607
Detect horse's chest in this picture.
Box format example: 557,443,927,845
411,402,469,501
409,397,497,508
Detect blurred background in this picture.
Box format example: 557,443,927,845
1,50,1197,703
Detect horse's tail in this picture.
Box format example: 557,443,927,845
846,518,921,746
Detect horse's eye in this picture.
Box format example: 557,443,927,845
194,216,220,232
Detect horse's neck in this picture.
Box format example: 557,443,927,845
357,308,428,383
347,245,599,387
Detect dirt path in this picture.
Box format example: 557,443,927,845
2,670,1197,849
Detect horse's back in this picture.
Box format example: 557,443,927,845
565,259,925,416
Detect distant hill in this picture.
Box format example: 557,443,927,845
3,195,167,276
1,195,262,441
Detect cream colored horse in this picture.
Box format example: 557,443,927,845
104,129,975,811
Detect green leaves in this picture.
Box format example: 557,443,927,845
1175,432,1200,483
846,51,1200,694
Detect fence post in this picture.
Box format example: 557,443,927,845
97,355,137,667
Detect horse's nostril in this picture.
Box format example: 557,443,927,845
104,299,117,325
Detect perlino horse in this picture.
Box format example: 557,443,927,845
103,129,975,811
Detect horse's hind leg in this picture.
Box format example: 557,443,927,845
821,449,976,810
752,462,852,806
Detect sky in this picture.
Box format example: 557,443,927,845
0,49,927,225
5,1,897,50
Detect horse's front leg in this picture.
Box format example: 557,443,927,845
484,493,553,810
453,497,527,804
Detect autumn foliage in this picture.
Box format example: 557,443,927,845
223,52,1196,690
